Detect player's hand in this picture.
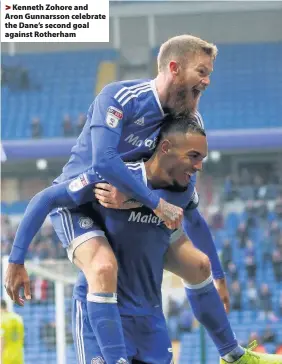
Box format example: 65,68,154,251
214,277,230,314
94,183,141,209
5,263,31,306
153,198,183,230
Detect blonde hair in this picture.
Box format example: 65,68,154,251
157,34,218,72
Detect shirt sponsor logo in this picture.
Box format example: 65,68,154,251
128,211,163,226
124,133,157,151
106,106,123,128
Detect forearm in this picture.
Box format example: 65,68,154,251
91,127,160,209
9,182,73,264
183,208,224,279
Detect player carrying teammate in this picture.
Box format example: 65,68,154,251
6,118,282,363
6,34,215,364
0,299,24,364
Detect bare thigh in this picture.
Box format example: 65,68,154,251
74,236,118,293
164,234,211,284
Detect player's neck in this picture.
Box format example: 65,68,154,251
145,158,168,189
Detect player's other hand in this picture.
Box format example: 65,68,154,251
5,263,31,306
154,198,183,230
94,183,141,209
214,277,230,314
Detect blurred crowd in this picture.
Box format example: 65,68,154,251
30,113,87,139
223,168,282,201
1,65,32,91
1,215,67,261
166,292,282,355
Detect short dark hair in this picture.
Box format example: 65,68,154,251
156,114,206,147
1,299,7,309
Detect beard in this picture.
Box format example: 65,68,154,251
166,80,199,117
165,180,188,192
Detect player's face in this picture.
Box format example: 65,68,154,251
161,133,208,192
167,52,213,115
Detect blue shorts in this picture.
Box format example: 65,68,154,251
72,299,173,364
50,206,105,262
50,206,182,262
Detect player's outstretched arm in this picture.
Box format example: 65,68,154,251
5,182,80,306
8,182,75,265
90,92,183,229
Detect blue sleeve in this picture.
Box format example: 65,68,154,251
8,181,88,264
90,92,160,210
183,208,225,279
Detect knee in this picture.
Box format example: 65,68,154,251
198,254,211,278
92,259,118,280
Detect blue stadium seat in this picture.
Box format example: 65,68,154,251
2,49,118,140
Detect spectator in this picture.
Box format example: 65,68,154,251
31,276,49,305
178,301,193,334
262,326,276,344
223,175,235,201
166,295,181,341
221,239,233,271
31,117,42,138
62,114,73,137
246,280,258,310
237,222,248,248
227,262,239,282
279,292,282,317
245,239,255,257
19,67,30,90
40,321,56,349
210,210,224,230
258,283,278,322
274,197,282,219
230,280,242,311
77,113,86,135
253,174,265,200
272,248,282,282
261,231,273,268
245,255,257,280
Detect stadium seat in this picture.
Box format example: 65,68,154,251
2,49,118,139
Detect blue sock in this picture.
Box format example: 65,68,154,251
87,293,128,364
184,276,244,359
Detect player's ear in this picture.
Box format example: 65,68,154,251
169,60,180,76
161,139,171,155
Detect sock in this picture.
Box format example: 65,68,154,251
221,346,246,363
184,276,244,359
87,293,128,364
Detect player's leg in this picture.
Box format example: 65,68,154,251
72,298,105,364
51,207,128,364
164,233,245,363
133,311,174,364
165,234,282,363
121,315,138,363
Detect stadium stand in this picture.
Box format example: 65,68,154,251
1,49,118,140
2,42,282,140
